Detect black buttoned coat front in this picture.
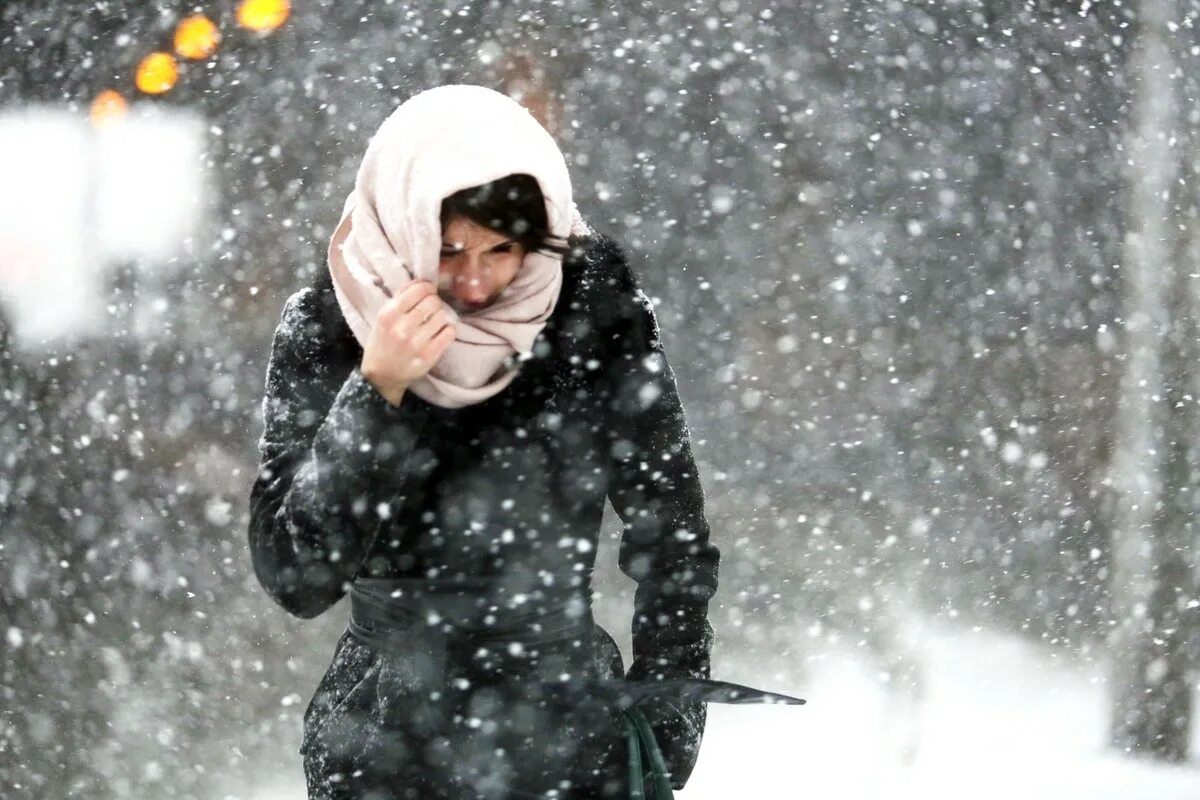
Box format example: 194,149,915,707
248,232,720,799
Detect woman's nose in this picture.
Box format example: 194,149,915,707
454,259,489,299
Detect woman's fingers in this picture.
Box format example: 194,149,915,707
407,310,454,351
410,293,444,322
420,325,457,364
385,294,447,339
404,324,455,370
361,282,458,397
379,280,437,322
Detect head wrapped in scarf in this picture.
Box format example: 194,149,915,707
328,83,592,408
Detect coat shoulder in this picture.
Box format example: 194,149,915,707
306,269,360,344
269,273,358,387
307,268,356,340
560,231,643,329
565,231,631,285
565,233,654,344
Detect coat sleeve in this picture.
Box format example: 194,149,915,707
598,239,721,788
248,289,429,619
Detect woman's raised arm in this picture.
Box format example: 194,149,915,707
248,288,429,619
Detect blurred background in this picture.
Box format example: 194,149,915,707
2,1,1199,797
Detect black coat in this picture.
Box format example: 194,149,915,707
248,232,721,799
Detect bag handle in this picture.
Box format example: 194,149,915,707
622,707,675,800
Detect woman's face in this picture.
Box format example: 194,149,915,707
438,215,527,314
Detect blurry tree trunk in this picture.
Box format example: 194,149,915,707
1107,0,1193,762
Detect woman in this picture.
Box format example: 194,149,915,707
249,85,798,800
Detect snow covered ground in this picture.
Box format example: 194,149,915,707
245,625,1200,800
683,625,1200,800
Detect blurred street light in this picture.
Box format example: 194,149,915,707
135,52,179,95
237,0,290,33
89,89,128,128
174,14,221,60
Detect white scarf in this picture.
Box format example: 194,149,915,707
327,84,592,408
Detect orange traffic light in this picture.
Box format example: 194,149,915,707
175,14,221,60
135,52,179,95
237,0,290,32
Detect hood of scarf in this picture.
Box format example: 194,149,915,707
327,83,592,408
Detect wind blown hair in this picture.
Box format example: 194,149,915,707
439,172,573,259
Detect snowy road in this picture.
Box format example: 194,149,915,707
683,626,1200,800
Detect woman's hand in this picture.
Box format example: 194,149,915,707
360,280,456,406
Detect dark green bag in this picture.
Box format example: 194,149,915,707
563,624,805,799
621,707,675,800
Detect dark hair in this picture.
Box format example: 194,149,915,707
439,173,572,258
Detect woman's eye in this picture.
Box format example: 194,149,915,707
493,244,513,253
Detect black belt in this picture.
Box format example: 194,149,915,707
349,572,805,707
349,571,597,659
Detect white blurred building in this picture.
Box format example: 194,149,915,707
0,106,209,350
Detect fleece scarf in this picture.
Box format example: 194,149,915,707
328,83,592,408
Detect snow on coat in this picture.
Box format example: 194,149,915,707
248,232,720,798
